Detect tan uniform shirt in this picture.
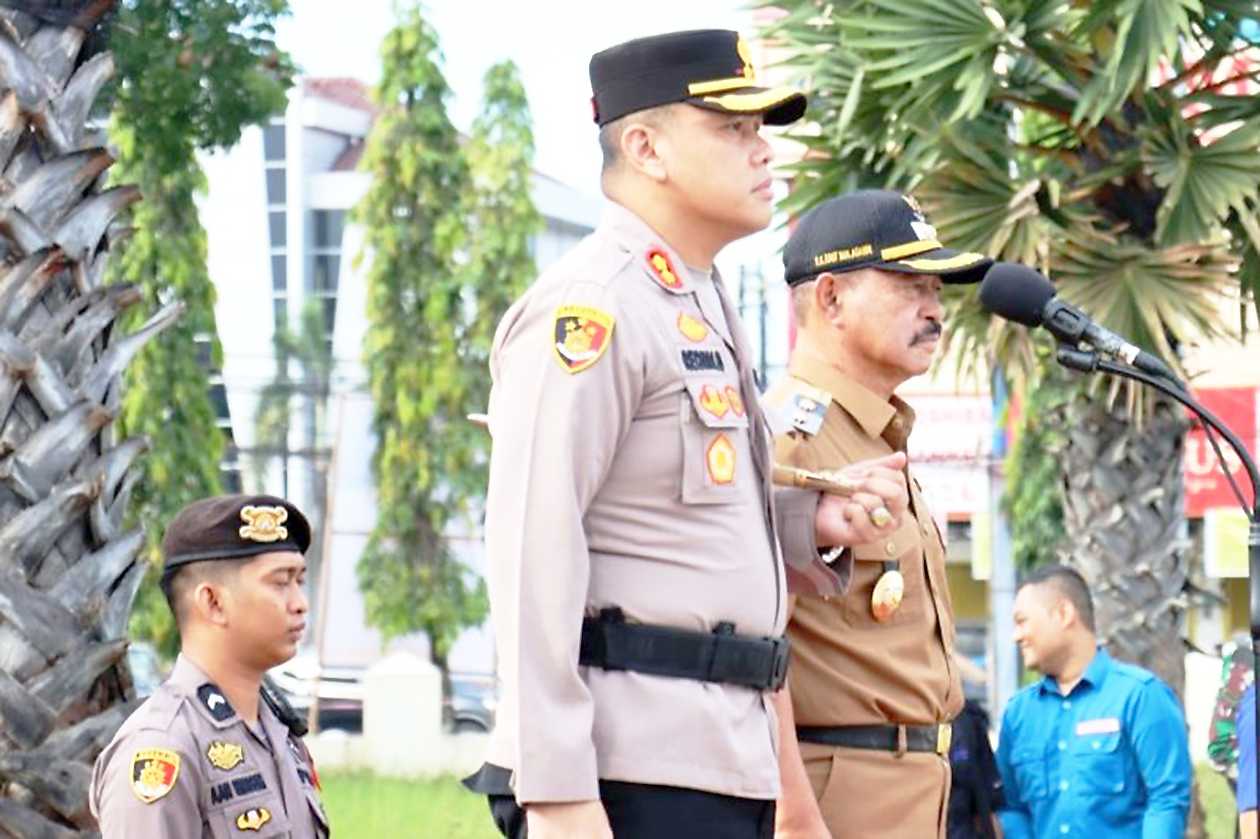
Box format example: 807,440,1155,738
767,351,963,727
482,201,824,803
90,655,329,838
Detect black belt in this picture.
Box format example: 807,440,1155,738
797,723,953,755
579,608,790,691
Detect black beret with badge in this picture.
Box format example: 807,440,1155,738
161,494,311,572
589,29,806,127
783,189,993,286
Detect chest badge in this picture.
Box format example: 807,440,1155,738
706,433,737,485
724,385,745,416
236,807,273,831
206,740,245,771
677,312,708,342
130,748,181,804
698,385,730,420
553,305,615,374
789,386,830,436
646,248,685,291
871,564,905,622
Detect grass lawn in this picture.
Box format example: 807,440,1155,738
321,772,499,839
319,765,1238,838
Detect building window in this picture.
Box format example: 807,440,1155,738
312,254,339,294
271,254,287,293
265,168,286,205
269,211,287,247
312,210,344,250
263,124,286,162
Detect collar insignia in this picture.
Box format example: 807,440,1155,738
646,249,685,291
198,683,237,723
236,807,272,832
206,740,245,771
239,505,288,543
130,748,180,804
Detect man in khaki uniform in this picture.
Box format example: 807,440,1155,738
767,190,994,838
463,31,910,839
90,495,328,838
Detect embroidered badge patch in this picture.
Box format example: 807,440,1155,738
698,385,730,420
239,505,288,543
198,683,236,722
706,434,737,484
677,312,708,342
236,807,272,831
646,248,685,291
130,748,180,804
207,741,245,771
553,305,615,373
681,348,724,372
789,386,830,436
725,385,745,417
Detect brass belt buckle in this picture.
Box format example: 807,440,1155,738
936,723,953,755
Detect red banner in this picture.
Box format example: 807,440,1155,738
1184,387,1257,516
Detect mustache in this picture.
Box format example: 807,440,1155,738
910,323,943,345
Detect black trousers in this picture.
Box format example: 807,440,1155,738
486,781,776,839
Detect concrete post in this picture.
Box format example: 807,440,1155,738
363,650,443,776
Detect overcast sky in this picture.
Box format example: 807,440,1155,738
275,1,754,198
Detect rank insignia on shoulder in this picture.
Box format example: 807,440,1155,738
646,248,685,291
207,740,245,771
789,386,831,436
198,684,236,722
677,312,708,342
130,748,180,804
235,807,272,832
239,505,288,543
553,305,615,374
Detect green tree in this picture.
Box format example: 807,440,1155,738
767,1,1257,702
107,0,294,657
356,6,540,669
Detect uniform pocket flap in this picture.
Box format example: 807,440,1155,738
850,516,919,562
684,379,749,429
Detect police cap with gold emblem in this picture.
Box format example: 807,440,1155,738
161,494,311,571
589,29,806,127
784,189,993,286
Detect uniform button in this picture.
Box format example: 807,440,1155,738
1113,782,1124,792
1092,741,1101,750
1059,780,1069,791
1060,825,1070,834
1062,700,1072,709
1057,740,1066,751
885,542,897,556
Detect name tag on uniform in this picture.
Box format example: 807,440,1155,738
1075,717,1120,736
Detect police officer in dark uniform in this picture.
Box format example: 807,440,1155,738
89,495,329,837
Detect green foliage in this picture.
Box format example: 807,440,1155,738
355,6,540,667
107,0,294,656
1002,362,1070,570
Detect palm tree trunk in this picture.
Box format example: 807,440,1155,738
0,3,179,834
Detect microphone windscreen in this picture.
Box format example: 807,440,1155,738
978,262,1056,327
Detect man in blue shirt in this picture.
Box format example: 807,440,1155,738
995,565,1191,838
1237,682,1258,838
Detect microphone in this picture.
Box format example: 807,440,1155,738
978,262,1181,384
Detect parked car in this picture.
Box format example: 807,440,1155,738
267,651,498,734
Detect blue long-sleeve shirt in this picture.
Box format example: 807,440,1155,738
995,647,1191,838
1237,683,1257,812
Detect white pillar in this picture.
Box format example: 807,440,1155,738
363,650,443,776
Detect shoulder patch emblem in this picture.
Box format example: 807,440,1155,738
206,740,245,771
725,385,745,417
706,434,737,485
553,305,615,374
130,748,180,804
236,807,272,831
790,386,831,436
239,505,288,543
198,684,236,723
676,312,708,342
646,248,685,291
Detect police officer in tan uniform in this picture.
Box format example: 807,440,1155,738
767,191,993,839
90,495,329,838
463,31,911,839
